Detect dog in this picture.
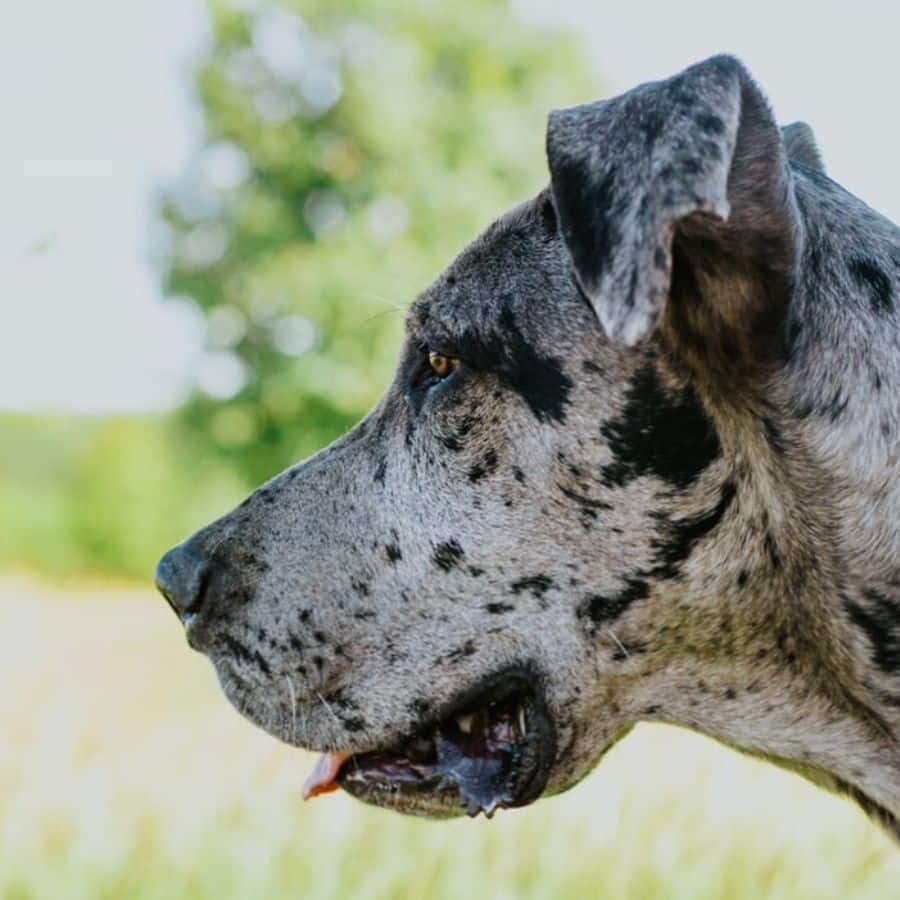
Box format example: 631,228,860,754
156,55,900,839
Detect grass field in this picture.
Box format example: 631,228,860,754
2,574,898,899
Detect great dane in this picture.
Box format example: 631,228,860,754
156,55,900,839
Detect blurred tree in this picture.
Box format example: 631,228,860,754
160,0,595,486
0,414,247,579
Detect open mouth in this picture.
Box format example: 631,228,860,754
303,671,555,818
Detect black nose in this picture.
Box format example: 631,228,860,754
155,543,209,624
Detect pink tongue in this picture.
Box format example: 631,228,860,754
303,752,351,800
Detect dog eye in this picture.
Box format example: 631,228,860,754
409,347,461,396
428,352,458,379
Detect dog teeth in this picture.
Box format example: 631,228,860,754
456,713,475,734
517,705,527,735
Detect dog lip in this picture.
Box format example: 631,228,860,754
333,666,557,816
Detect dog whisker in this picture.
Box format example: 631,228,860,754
605,629,629,659
286,676,299,743
316,690,344,738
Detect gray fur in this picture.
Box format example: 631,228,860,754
158,55,900,840
782,121,825,171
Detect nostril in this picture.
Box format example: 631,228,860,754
157,581,180,619
154,544,210,625
194,566,212,610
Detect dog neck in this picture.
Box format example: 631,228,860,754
608,393,900,842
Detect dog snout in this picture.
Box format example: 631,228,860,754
155,541,210,627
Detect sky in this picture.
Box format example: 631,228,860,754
0,0,208,413
3,0,899,413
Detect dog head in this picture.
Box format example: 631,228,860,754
157,55,825,818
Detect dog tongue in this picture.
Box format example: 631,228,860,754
303,752,351,800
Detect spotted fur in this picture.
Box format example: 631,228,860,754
159,56,900,840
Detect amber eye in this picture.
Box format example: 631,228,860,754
428,351,459,379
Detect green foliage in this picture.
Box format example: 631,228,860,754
160,0,594,485
3,1,595,581
0,415,245,580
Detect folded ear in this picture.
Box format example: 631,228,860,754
547,55,797,349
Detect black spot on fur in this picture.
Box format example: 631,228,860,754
373,457,387,484
846,590,900,673
696,112,725,135
444,640,477,663
558,484,612,511
510,574,554,597
495,304,572,423
580,579,649,626
440,434,463,452
600,364,720,489
775,628,798,668
485,602,515,614
763,532,781,570
342,716,367,733
575,478,726,635
468,448,499,483
452,302,573,424
654,481,737,578
385,543,402,564
827,389,848,422
468,566,484,577
433,540,465,571
848,257,893,315
640,108,665,145
221,634,271,676
456,412,478,438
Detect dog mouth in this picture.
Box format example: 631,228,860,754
302,671,556,818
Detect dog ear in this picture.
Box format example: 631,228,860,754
547,55,797,350
782,122,825,171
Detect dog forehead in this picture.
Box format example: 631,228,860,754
407,190,576,342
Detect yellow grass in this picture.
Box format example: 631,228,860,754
1,573,897,898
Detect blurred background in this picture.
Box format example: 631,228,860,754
2,0,899,896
